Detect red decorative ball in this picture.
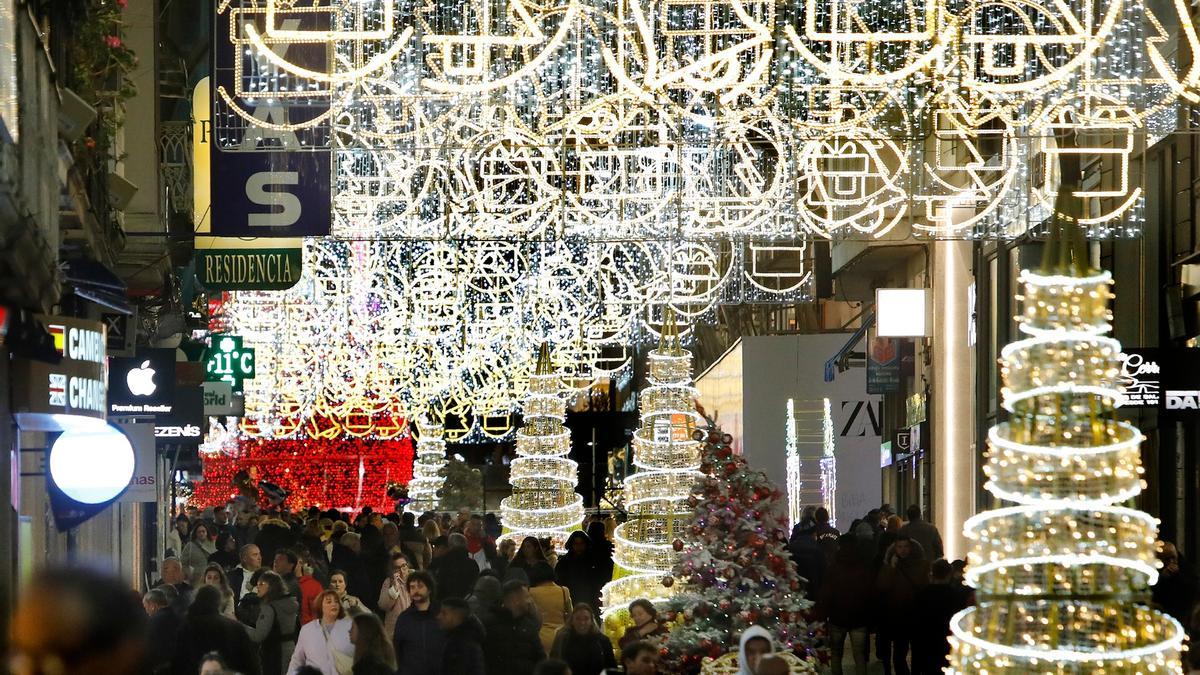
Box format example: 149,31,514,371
662,575,675,588
719,598,732,611
672,538,685,552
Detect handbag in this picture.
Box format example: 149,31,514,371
324,623,355,675
561,586,571,625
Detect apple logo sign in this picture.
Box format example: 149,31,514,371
127,360,157,397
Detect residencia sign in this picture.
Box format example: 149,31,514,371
197,248,302,290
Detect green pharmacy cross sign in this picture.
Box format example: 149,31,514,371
205,335,256,393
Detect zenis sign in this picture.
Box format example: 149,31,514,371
196,248,302,290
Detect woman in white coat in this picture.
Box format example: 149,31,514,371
287,589,354,675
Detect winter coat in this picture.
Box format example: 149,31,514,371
442,615,487,675
556,533,601,611
298,575,324,625
900,520,944,561
172,613,262,675
392,604,447,675
378,575,411,641
550,626,616,675
246,596,300,675
432,546,480,600
330,544,374,606
469,575,503,627
256,521,297,565
286,617,353,675
912,582,968,673
229,565,257,603
617,622,668,649
482,605,545,675
815,553,875,629
530,582,573,653
352,657,397,675
146,608,181,674
876,546,930,635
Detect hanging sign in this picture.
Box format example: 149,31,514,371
1117,348,1162,408
193,77,304,290
205,336,256,393
209,10,331,237
108,349,177,416
203,381,236,415
867,336,902,394
11,316,107,430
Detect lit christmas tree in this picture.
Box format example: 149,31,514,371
947,151,1184,672
602,315,704,624
499,344,584,549
405,417,447,514
662,423,823,673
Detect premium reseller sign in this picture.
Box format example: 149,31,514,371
108,349,177,415
11,315,107,430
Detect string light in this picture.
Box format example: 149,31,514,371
946,249,1183,672
499,344,585,550
602,313,704,616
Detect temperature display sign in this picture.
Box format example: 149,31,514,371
205,335,256,393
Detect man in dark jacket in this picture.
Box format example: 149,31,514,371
438,597,486,675
393,571,448,675
877,535,930,675
899,505,944,561
173,585,261,675
143,589,180,674
912,559,969,674
483,579,545,675
432,533,481,600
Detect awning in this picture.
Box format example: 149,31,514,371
62,257,133,314
824,313,874,383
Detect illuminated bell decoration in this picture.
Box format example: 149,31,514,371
946,268,1184,673
499,344,585,550
602,317,704,616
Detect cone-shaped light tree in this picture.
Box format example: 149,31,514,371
946,128,1184,673
500,343,585,550
603,312,705,620
405,416,447,514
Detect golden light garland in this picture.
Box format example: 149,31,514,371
499,344,585,549
946,262,1184,671
602,316,704,615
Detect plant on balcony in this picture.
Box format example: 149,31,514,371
69,0,137,163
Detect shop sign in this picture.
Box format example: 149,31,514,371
155,387,204,447
117,423,157,503
203,381,236,415
192,76,303,290
1118,348,1161,407
867,336,902,394
196,248,303,290
11,316,107,428
101,310,136,356
204,336,256,393
210,15,330,237
108,349,177,416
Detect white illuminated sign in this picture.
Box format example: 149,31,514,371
49,424,135,504
126,360,158,396
876,288,929,337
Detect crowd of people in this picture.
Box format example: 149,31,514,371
791,502,1200,675
13,498,1200,675
788,503,967,675
145,502,667,675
